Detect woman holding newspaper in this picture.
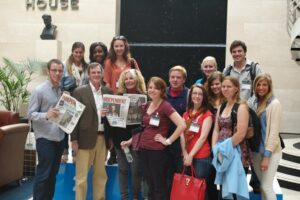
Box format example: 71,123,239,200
107,69,147,200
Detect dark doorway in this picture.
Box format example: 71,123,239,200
120,0,227,87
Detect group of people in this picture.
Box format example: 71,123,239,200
27,38,282,200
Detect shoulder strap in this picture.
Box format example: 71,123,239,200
130,58,135,69
231,103,239,130
224,65,233,76
250,62,258,82
219,102,227,115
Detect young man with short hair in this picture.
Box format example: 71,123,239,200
28,59,65,200
223,40,262,100
223,40,262,193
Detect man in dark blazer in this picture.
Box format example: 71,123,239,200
71,62,113,200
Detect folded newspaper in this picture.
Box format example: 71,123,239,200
50,93,85,134
124,94,147,125
102,94,130,128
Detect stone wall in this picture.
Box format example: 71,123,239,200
226,0,300,133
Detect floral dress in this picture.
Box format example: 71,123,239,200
218,115,252,168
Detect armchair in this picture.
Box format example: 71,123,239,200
0,111,29,187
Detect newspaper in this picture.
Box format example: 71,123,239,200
124,94,147,125
102,94,130,128
50,93,85,134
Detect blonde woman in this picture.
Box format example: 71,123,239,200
195,56,218,86
105,69,147,200
212,76,250,200
248,73,282,200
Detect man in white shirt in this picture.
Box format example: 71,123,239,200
71,63,113,200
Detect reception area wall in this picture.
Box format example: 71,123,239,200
0,0,299,133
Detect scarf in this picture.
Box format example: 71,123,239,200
184,109,202,144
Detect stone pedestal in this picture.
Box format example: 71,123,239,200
35,40,62,61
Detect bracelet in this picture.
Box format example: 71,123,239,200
166,138,172,145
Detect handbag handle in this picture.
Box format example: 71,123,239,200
181,165,196,178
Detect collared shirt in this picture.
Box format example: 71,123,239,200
89,82,104,131
27,80,64,142
223,59,262,100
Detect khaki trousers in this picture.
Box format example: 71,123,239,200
75,135,107,200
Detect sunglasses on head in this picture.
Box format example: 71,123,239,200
113,35,127,40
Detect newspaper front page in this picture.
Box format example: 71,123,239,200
124,94,147,125
50,93,85,134
102,94,130,128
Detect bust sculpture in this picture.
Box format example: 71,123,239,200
40,14,57,40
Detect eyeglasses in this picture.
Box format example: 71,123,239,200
50,69,63,73
113,35,127,40
191,92,203,96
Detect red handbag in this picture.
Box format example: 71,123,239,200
170,166,206,200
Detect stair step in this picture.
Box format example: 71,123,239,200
277,172,300,190
281,138,300,163
279,158,300,169
276,172,300,184
278,165,300,177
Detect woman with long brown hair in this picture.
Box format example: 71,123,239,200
104,36,139,94
207,71,226,112
60,41,88,162
180,84,213,200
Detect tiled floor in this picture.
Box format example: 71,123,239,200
0,134,299,200
281,188,300,200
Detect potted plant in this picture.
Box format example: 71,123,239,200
0,57,45,113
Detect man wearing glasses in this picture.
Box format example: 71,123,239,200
28,59,65,200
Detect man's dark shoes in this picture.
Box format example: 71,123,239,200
107,155,117,165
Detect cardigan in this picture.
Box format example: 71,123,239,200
248,96,282,155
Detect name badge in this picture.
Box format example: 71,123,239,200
189,122,200,133
116,80,120,88
241,84,251,90
241,79,251,90
149,113,160,126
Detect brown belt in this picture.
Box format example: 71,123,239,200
98,131,104,135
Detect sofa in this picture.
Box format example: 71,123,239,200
0,111,29,187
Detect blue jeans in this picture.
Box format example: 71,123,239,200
193,156,212,200
33,138,64,200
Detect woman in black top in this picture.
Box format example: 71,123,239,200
112,69,147,200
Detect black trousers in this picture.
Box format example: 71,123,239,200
140,148,168,200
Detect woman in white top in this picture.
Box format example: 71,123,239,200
60,42,88,162
248,73,282,200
